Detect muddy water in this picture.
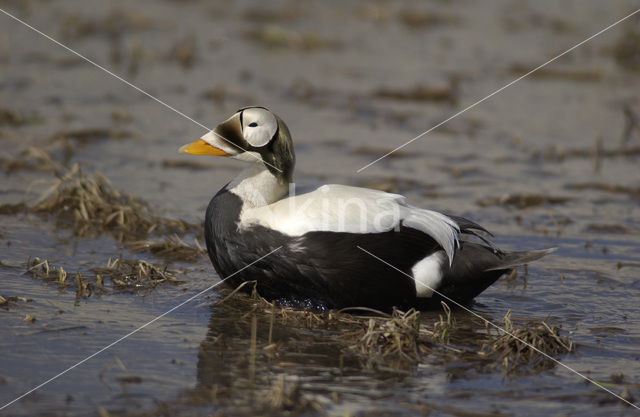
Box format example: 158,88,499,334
1,0,639,415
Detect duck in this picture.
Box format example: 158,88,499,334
180,106,553,311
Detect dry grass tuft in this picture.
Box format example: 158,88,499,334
343,308,430,363
127,234,206,262
91,257,184,290
483,310,574,374
29,164,195,240
26,257,71,286
25,256,182,294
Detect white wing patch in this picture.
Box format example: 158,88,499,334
239,184,460,263
412,251,446,298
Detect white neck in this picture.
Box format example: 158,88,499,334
226,163,288,208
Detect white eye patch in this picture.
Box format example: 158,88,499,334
241,107,277,147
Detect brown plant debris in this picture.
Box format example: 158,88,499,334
0,295,32,310
508,63,603,81
346,308,429,362
566,182,640,199
482,311,573,373
0,146,63,175
613,21,640,71
91,257,183,289
26,257,72,286
127,234,206,262
399,9,457,28
373,82,457,103
476,193,570,209
0,107,40,126
48,128,132,145
244,25,339,51
60,8,154,40
167,35,197,69
201,84,255,107
0,202,26,215
586,224,634,234
29,164,195,240
532,144,640,161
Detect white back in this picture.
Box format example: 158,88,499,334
237,184,460,264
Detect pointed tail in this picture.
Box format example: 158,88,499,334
486,247,556,271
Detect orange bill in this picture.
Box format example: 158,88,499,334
179,138,229,156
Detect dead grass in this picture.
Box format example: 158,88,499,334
482,310,574,374
566,182,640,200
127,234,206,262
345,308,429,362
476,193,570,209
60,8,154,40
244,25,339,51
25,256,183,294
26,257,72,286
214,287,575,375
613,20,640,71
0,294,32,310
0,107,40,126
91,257,184,290
373,82,457,103
29,164,195,240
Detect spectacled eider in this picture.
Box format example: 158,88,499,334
180,106,553,311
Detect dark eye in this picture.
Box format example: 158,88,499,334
248,122,258,127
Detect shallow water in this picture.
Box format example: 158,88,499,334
1,0,639,415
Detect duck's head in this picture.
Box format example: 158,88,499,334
180,106,295,183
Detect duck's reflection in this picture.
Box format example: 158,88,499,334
194,290,421,411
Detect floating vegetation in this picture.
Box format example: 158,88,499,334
482,311,574,374
0,202,26,215
47,128,132,146
0,107,40,126
59,8,154,40
29,164,195,240
476,193,570,209
244,25,339,51
91,257,183,290
25,256,182,294
508,63,603,82
373,82,457,103
0,295,32,310
26,257,72,286
586,223,634,234
372,81,457,102
613,21,640,71
532,143,640,162
346,308,429,363
0,145,65,175
201,84,255,108
166,34,197,69
566,182,640,200
398,9,456,28
127,234,206,262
